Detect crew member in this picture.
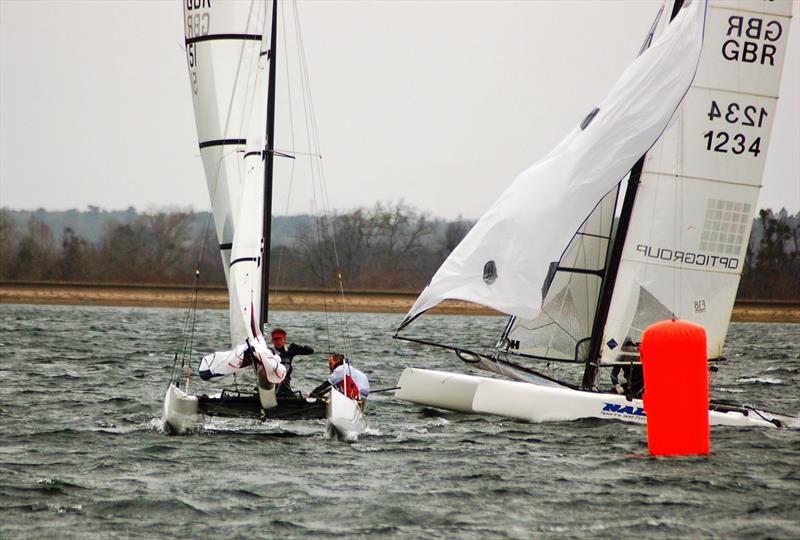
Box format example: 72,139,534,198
611,338,644,398
310,353,370,400
269,328,314,398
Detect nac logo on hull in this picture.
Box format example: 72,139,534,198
602,403,646,417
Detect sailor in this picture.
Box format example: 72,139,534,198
611,338,644,398
310,353,370,400
269,328,314,398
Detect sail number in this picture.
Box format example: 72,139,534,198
185,7,210,95
187,44,198,94
703,100,767,157
707,101,768,128
703,131,761,157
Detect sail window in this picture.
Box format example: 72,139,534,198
580,107,600,130
483,261,498,284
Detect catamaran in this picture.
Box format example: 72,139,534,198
162,0,365,437
394,0,795,428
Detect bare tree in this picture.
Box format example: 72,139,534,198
10,217,57,280
441,219,473,257
0,210,17,279
140,209,195,281
292,201,438,289
99,222,149,282
58,227,94,281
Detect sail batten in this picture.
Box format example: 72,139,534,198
186,33,263,44
198,138,249,148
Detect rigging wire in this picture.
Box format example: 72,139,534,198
270,0,300,327
170,268,201,388
292,0,355,360
268,0,342,361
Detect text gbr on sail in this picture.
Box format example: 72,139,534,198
186,0,212,10
722,16,783,66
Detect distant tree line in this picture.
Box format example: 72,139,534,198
738,208,800,299
0,205,797,299
0,203,472,291
0,208,222,285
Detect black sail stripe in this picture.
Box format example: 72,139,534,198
219,243,232,250
199,138,247,149
244,150,296,160
185,33,262,45
230,257,259,267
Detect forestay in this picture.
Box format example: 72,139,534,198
183,0,270,348
601,0,794,365
399,0,707,329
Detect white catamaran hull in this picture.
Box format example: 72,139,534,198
162,383,201,435
396,368,787,428
326,388,366,441
395,368,484,413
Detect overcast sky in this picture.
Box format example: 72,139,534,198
1,0,798,220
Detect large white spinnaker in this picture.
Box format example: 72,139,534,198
183,1,271,348
183,1,268,293
488,5,667,373
399,0,707,329
600,0,794,365
497,3,670,368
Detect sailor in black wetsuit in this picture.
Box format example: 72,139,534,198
269,328,314,398
611,338,644,399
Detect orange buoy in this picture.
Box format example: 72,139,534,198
640,319,709,456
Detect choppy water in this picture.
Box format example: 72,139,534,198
1,304,798,539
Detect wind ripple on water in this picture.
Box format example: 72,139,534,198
0,306,798,538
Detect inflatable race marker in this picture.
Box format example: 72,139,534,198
640,319,710,456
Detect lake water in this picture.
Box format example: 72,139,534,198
1,304,798,539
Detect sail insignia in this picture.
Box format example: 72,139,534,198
580,107,600,130
483,261,498,284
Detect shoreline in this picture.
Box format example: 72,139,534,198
1,281,798,323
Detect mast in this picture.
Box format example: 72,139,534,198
260,0,279,330
581,0,685,388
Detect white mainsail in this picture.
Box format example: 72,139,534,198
183,0,270,348
400,0,707,328
601,0,794,365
